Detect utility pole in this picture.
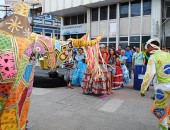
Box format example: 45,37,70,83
0,5,11,18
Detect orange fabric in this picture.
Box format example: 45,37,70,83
1,108,18,130
151,105,170,122
16,37,32,59
5,82,24,108
20,100,30,128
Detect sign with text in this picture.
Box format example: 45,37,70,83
61,24,87,35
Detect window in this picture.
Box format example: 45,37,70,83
120,2,129,18
64,35,70,40
142,36,150,43
64,17,70,25
71,34,77,39
71,16,77,25
100,38,107,42
100,6,108,20
142,36,150,49
130,36,140,48
78,34,85,39
110,4,117,19
130,43,140,48
130,36,140,42
120,37,128,41
109,37,116,42
166,7,170,18
100,37,107,46
92,8,98,21
109,37,116,48
143,0,151,15
131,0,141,17
78,14,84,24
45,33,51,37
166,37,170,49
85,14,87,23
55,34,60,39
119,37,128,49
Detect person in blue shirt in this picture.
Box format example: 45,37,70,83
125,46,133,79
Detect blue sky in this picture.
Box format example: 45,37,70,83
0,0,5,18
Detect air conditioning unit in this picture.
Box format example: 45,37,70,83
166,6,170,18
166,36,170,49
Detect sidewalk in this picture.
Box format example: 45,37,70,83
28,78,158,130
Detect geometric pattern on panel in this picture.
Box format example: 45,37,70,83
0,53,17,80
0,34,13,50
23,64,33,83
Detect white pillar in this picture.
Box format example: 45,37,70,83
60,17,64,40
107,5,109,47
128,1,131,46
151,0,162,42
87,8,91,39
116,3,120,49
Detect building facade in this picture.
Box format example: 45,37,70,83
163,0,170,48
33,14,61,38
3,0,60,38
44,0,169,49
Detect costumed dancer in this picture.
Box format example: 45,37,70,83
140,39,170,130
0,1,102,129
82,42,110,98
72,48,86,86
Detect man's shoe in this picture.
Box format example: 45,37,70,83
151,96,155,100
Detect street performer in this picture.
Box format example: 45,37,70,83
140,39,170,130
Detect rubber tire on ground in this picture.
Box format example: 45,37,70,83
33,74,67,88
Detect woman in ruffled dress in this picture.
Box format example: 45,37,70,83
72,48,86,86
120,50,130,86
112,53,123,90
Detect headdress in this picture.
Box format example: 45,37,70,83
145,38,160,50
13,2,30,17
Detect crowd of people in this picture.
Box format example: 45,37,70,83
62,43,159,98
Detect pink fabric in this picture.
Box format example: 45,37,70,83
0,53,17,79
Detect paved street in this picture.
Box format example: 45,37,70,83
28,70,158,130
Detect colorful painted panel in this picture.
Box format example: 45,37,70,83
0,53,17,80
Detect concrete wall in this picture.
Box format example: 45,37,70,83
142,16,151,36
119,18,129,36
165,20,170,36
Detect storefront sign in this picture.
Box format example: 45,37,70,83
61,24,87,35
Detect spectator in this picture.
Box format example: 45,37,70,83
120,50,130,86
144,50,151,66
116,45,122,56
72,48,86,86
63,50,74,89
112,54,123,90
132,47,145,69
108,48,116,94
125,46,133,79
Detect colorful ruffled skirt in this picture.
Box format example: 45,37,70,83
72,61,86,86
112,66,123,89
121,65,130,84
81,65,109,95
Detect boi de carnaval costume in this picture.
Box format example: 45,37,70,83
0,1,103,129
